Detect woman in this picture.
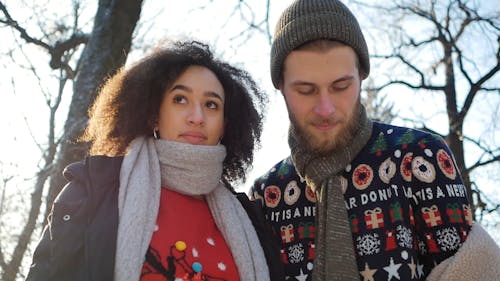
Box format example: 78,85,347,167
26,41,283,281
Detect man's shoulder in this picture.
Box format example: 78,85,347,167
252,156,301,189
371,122,447,149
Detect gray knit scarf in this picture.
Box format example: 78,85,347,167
114,137,269,281
289,105,373,281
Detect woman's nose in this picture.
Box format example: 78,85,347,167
187,104,205,125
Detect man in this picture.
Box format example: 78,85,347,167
250,0,500,280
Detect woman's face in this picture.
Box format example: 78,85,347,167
156,65,225,145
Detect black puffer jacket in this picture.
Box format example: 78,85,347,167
26,155,284,281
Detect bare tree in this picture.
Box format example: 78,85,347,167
351,0,499,219
45,0,143,226
0,62,68,281
363,79,397,123
0,0,143,279
223,0,273,46
1,0,277,278
0,3,83,279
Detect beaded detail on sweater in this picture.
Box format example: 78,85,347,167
141,189,239,281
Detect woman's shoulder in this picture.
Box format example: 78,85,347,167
56,155,123,204
63,155,123,181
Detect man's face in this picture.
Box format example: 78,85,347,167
281,45,361,154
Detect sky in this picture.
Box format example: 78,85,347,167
133,0,296,191
0,0,499,248
0,0,296,192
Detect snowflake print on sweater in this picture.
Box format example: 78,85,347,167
250,122,471,281
251,157,316,281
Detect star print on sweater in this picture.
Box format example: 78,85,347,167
250,122,472,281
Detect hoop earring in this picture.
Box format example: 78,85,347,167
153,129,159,139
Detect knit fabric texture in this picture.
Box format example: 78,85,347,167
141,189,240,280
115,137,269,281
156,139,270,281
251,121,474,280
289,105,373,280
270,0,370,88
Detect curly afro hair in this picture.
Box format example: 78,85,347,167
82,41,267,188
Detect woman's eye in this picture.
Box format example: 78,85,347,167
173,95,186,104
206,101,219,109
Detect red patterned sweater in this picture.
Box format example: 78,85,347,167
141,189,239,281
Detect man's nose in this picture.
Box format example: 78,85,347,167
313,93,335,117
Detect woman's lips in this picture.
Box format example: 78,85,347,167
180,132,207,144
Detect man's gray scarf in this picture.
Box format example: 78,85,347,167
114,137,269,281
289,105,373,281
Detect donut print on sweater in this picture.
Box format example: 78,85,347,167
251,122,471,281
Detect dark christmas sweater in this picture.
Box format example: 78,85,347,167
250,122,472,281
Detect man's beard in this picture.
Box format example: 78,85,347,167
289,100,361,156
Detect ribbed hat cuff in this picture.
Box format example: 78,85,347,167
270,11,370,89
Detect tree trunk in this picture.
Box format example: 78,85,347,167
445,128,471,203
442,45,474,217
44,0,143,226
1,172,47,281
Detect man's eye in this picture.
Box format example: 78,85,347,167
333,86,348,91
296,87,315,95
332,82,351,91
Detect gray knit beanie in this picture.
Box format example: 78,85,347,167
270,0,370,89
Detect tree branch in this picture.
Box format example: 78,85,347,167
457,57,500,122
0,173,11,269
0,243,6,270
49,32,88,73
369,79,445,92
418,125,446,139
396,2,444,35
264,0,271,45
467,154,500,173
0,1,88,74
463,134,500,173
0,2,51,50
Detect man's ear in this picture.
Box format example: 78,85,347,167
278,81,285,96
